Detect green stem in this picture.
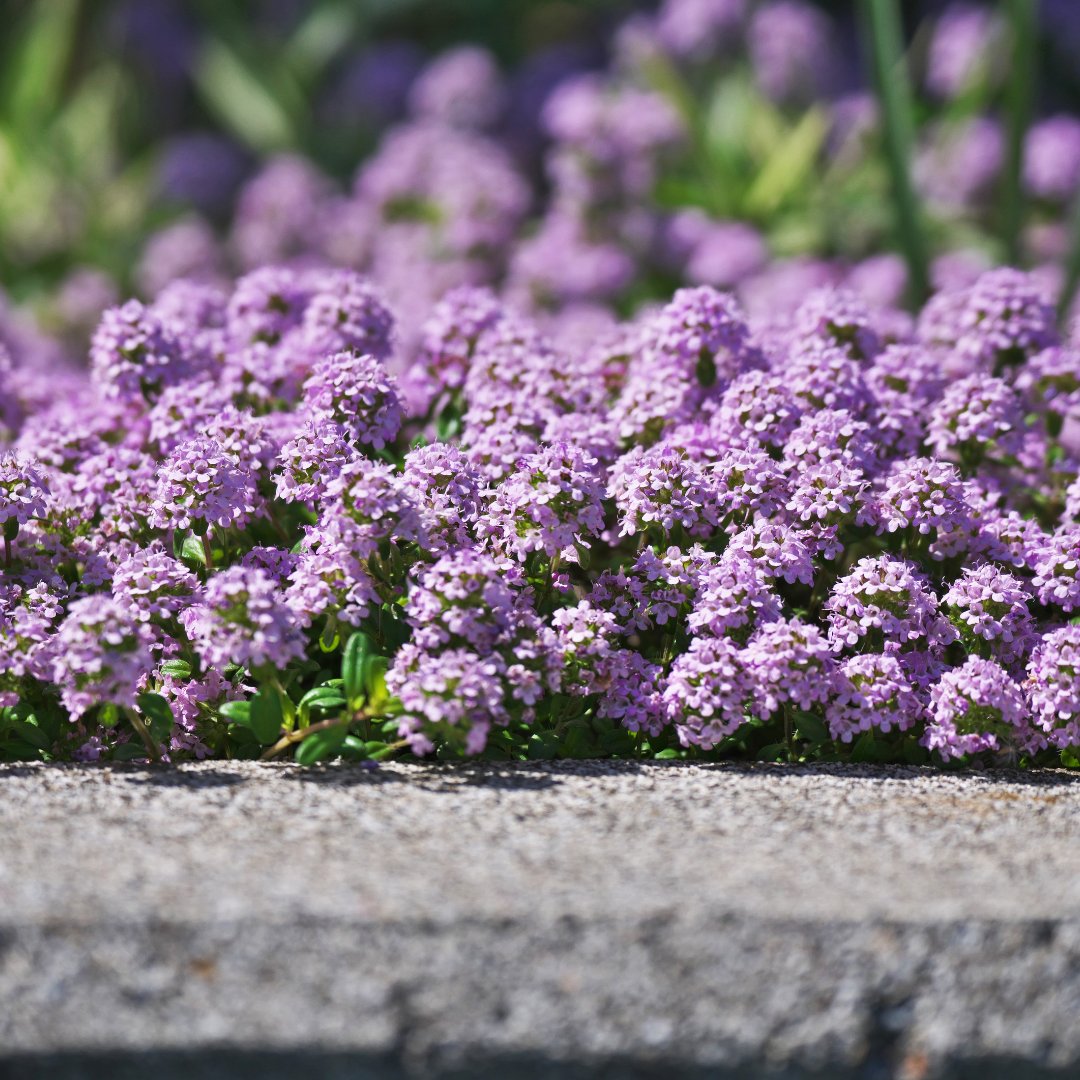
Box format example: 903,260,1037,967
1000,0,1037,264
1058,192,1080,329
201,535,213,570
122,706,162,763
861,0,929,307
784,706,795,762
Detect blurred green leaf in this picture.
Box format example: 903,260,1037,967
287,3,359,83
743,106,828,217
249,688,285,745
4,0,81,129
295,722,348,764
193,38,296,154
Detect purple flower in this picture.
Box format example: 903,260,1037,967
656,0,745,59
748,1,834,104
301,352,404,450
1032,525,1080,612
90,300,200,404
400,442,483,553
297,268,396,362
713,370,801,451
778,340,873,417
1013,347,1080,422
979,511,1048,572
612,286,760,444
924,655,1029,761
111,541,200,625
786,460,875,557
926,373,1025,461
611,444,722,538
664,634,751,749
411,285,504,398
1024,116,1080,202
49,595,158,716
925,4,1002,100
324,459,427,547
408,45,505,130
866,344,945,457
826,653,923,743
480,442,606,562
0,453,48,525
783,409,877,475
943,563,1036,668
790,287,882,362
274,420,358,505
712,445,789,525
285,515,378,629
824,556,955,651
744,617,835,717
688,551,782,643
181,566,306,672
149,438,260,536
727,519,814,585
686,222,767,288
405,549,514,654
875,457,973,554
1026,626,1080,748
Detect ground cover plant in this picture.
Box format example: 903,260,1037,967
1,262,1080,770
6,0,1080,771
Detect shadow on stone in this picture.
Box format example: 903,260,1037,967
1,1050,1078,1079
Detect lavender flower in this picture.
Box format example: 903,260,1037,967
926,373,1025,462
0,453,49,526
274,421,357,505
712,445,789,526
824,556,955,651
611,444,722,538
181,566,306,672
688,551,782,643
865,344,945,457
1013,347,1080,426
324,459,427,547
297,268,396,362
408,45,505,130
1032,526,1080,612
400,442,483,553
1024,116,1080,202
875,457,973,554
713,370,801,451
780,340,873,417
826,653,923,743
405,549,513,654
411,285,504,398
479,442,606,562
1026,626,1080,748
301,352,404,450
790,287,882,362
924,656,1029,761
149,438,259,535
925,4,1002,100
656,0,745,59
786,460,875,558
782,409,877,475
727,519,814,585
664,634,752,749
50,595,158,717
111,542,200,625
748,1,834,105
943,564,1036,668
285,517,378,629
744,617,835,717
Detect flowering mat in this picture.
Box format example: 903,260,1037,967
3,271,1080,772
1,760,1078,1079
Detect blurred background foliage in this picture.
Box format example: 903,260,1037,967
2,0,1080,328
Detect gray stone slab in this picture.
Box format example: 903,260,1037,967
1,760,1079,1078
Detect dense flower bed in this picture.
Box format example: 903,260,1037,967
1,263,1080,769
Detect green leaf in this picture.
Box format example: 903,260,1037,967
903,736,929,766
339,735,369,760
600,728,634,756
0,740,42,761
113,742,150,761
6,0,81,128
528,731,559,760
365,741,399,761
193,37,296,153
743,105,828,217
342,631,372,706
294,722,348,764
299,686,347,707
99,703,119,729
364,655,389,709
794,711,830,745
1061,746,1080,769
136,693,175,744
159,660,192,680
219,700,251,725
319,618,340,653
181,534,207,567
654,748,681,760
756,742,787,762
850,731,894,764
249,689,284,745
559,724,593,760
9,720,50,751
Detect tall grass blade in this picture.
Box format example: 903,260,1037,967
1000,0,1037,265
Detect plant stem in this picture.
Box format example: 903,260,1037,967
122,706,162,763
201,535,213,569
1000,0,1037,264
861,0,929,306
784,706,795,762
1059,192,1080,329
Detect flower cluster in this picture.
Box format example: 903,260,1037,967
2,256,1079,771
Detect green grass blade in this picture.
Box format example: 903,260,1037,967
999,0,1037,264
3,0,81,129
861,0,930,307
